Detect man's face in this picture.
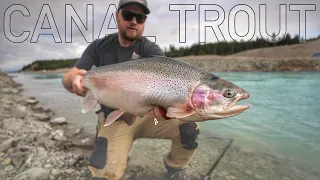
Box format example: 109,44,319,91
116,4,147,42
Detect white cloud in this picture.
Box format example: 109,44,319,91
0,0,319,70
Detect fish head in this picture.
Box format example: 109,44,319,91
187,76,250,121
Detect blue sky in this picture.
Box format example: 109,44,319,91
0,0,319,71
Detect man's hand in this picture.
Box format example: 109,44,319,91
72,69,88,97
62,67,88,97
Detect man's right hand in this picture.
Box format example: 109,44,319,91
62,67,88,97
72,69,88,97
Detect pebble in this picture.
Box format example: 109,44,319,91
11,152,26,166
4,165,14,171
0,139,13,152
13,167,50,180
50,117,67,125
226,176,237,180
33,113,50,121
254,174,264,179
245,170,253,176
26,97,38,104
44,164,52,169
67,158,79,166
1,157,12,165
0,152,5,157
222,171,229,176
51,169,61,176
11,104,27,118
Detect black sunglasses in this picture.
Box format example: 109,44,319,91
119,9,147,24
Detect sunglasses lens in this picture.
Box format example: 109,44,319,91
122,10,146,24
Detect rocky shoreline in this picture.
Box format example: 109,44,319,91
0,70,96,180
1,70,320,180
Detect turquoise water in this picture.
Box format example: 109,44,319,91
11,72,320,170
200,72,320,169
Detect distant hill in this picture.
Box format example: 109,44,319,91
230,39,320,59
20,59,78,72
176,39,320,72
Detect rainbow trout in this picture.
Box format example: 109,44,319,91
81,55,250,126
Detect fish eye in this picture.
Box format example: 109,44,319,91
223,89,236,98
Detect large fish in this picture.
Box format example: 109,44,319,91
81,55,250,127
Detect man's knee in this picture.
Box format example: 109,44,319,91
178,122,200,150
90,137,108,169
89,137,127,180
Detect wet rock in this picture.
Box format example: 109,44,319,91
14,167,50,180
67,155,82,167
50,129,67,141
1,157,12,165
32,113,50,121
50,117,67,125
74,127,83,135
25,97,38,105
17,145,32,152
72,136,95,148
0,139,14,152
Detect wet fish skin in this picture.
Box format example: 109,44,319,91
81,56,250,126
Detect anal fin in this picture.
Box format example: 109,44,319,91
104,109,125,127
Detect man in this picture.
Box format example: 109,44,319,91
62,1,200,180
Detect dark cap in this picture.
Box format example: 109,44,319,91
118,0,150,14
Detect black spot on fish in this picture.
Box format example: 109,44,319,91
212,76,219,81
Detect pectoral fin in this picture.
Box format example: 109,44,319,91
166,107,195,119
104,109,124,127
82,91,98,113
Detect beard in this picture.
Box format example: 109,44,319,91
121,28,140,42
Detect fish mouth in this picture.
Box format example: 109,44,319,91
216,92,250,117
224,92,249,108
223,93,250,116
